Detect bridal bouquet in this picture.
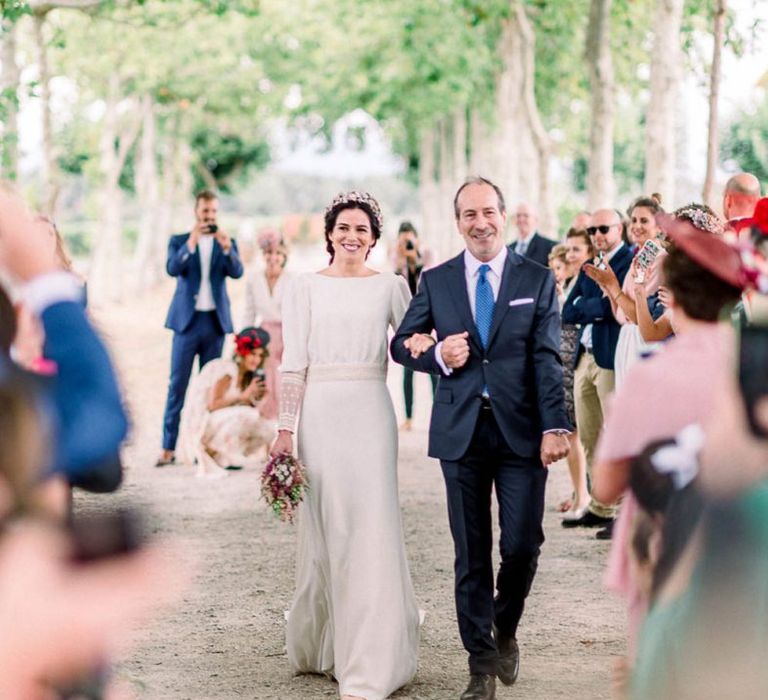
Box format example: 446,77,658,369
261,454,308,523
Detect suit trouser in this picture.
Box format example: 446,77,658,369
162,311,224,450
440,408,547,676
573,351,616,518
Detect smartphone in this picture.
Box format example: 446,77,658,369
69,509,143,564
635,239,663,283
596,251,607,270
255,368,266,382
738,322,768,437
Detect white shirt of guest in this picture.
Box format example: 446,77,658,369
434,246,507,375
195,235,216,312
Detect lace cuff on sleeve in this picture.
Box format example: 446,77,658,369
278,370,307,433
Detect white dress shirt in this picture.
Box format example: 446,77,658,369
514,236,530,256
434,246,507,375
195,235,216,312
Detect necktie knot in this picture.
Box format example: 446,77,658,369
478,263,490,279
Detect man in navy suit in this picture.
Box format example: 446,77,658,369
561,209,633,533
391,177,570,700
510,203,556,267
157,191,243,466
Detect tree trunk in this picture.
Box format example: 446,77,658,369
585,0,616,209
703,0,726,208
0,19,20,180
131,94,163,292
644,0,684,204
495,16,525,207
452,105,468,184
32,11,61,216
418,125,442,261
515,1,557,236
89,75,140,304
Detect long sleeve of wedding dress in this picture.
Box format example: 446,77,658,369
278,274,310,433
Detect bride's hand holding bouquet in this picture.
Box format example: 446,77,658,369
270,430,293,457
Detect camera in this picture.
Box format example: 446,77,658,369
204,224,218,234
405,240,415,251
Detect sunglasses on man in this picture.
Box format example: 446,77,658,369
586,224,618,236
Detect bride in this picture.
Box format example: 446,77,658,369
270,191,420,700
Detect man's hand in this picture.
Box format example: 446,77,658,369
440,331,470,369
540,432,570,467
215,228,232,253
0,188,58,281
404,333,436,359
187,223,204,252
584,263,620,299
270,430,293,458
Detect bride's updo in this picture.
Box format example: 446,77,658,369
323,191,383,262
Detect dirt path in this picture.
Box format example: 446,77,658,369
76,277,624,700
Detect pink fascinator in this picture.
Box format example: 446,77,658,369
256,228,283,251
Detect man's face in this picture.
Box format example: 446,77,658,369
587,209,622,252
195,198,219,228
456,183,507,262
571,212,591,231
515,204,536,239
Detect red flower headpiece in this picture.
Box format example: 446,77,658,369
235,334,261,356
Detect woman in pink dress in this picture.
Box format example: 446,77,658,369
589,204,743,661
242,229,294,420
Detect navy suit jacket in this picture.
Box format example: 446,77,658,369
164,233,244,334
391,251,569,462
0,300,128,492
561,245,633,371
513,232,557,267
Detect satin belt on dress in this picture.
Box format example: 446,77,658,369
306,363,387,383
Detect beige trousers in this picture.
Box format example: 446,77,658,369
573,352,616,518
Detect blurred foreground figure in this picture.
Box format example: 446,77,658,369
0,183,127,493
0,378,187,698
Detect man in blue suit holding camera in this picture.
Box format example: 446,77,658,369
156,190,243,466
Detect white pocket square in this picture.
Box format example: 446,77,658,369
508,298,534,307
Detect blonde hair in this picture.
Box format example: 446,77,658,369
548,243,568,265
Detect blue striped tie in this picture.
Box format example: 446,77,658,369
475,264,494,348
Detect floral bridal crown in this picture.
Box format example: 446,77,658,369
325,191,384,230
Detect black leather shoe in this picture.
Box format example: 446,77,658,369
460,673,496,700
496,636,519,686
561,509,613,528
595,520,615,540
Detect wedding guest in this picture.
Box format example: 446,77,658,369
0,376,186,698
583,195,667,387
393,221,437,431
177,327,274,479
241,228,293,421
511,202,556,266
571,210,592,231
271,191,419,700
590,205,742,658
0,183,126,493
722,171,760,236
561,209,633,533
157,190,243,467
392,177,570,700
557,229,592,519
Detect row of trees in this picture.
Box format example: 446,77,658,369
0,0,754,298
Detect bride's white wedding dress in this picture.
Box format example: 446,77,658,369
279,271,420,700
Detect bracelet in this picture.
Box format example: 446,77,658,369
612,290,624,303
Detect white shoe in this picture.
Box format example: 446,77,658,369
562,506,588,522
